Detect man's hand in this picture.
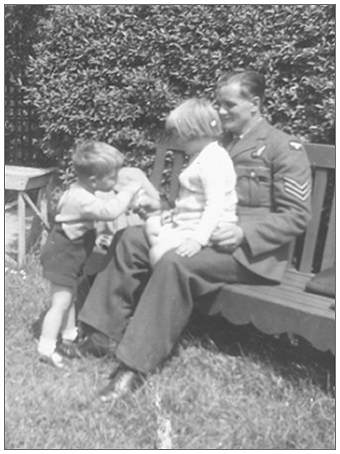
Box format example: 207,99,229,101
211,223,245,252
176,239,202,257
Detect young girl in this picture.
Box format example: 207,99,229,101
142,98,238,266
38,141,142,368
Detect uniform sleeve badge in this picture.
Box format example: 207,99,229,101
283,176,311,201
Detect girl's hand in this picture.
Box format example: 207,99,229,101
176,239,202,257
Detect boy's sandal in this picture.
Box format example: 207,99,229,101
58,339,83,359
39,351,65,369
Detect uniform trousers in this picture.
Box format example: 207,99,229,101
78,225,264,373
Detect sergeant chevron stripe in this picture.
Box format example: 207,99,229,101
283,177,311,200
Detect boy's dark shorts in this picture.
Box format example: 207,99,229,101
41,225,96,288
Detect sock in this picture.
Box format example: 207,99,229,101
61,326,78,342
38,337,57,356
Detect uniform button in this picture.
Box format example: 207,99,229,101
250,171,256,178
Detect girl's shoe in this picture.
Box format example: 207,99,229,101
58,339,83,359
39,351,65,368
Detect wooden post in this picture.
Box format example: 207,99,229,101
17,191,26,267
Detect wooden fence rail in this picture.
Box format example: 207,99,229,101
5,76,46,167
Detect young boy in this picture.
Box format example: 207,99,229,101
38,141,141,368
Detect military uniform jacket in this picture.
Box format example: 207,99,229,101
222,118,312,283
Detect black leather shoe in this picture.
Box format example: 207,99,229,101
78,332,117,357
98,366,143,403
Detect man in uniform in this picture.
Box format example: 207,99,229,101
78,70,312,402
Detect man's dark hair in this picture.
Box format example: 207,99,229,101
217,70,265,104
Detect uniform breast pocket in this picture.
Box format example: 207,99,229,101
236,166,271,207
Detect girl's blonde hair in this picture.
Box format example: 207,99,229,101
72,141,124,178
165,98,222,143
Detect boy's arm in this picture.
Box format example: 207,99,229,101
55,184,140,223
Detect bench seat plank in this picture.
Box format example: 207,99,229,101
281,269,313,288
200,269,335,354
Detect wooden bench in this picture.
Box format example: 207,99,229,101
83,142,334,354
149,142,335,355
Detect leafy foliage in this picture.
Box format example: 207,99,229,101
24,5,335,176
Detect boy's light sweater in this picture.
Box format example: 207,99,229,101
55,182,133,240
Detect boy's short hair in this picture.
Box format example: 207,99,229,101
165,98,222,143
72,141,124,178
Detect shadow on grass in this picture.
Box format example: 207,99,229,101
186,311,335,395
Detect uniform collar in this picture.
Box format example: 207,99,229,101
237,116,264,140
223,118,269,158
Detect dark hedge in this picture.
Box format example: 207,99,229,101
5,5,49,166
24,4,335,176
5,5,48,81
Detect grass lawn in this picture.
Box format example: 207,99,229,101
5,255,335,449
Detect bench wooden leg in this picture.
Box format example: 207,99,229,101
18,191,26,267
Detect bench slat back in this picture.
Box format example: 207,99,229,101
150,142,335,274
150,144,167,189
150,145,185,201
322,192,335,270
298,167,328,271
293,143,335,273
